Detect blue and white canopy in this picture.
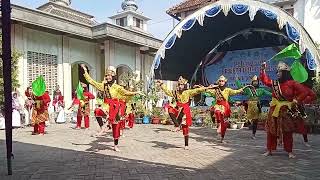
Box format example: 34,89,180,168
150,0,319,82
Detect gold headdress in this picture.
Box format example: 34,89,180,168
105,66,116,76
216,75,228,83
251,75,258,82
277,61,291,71
178,76,188,85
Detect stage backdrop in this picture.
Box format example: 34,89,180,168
203,47,293,101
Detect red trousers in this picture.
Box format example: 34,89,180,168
77,115,89,128
267,132,293,153
215,110,228,138
120,120,125,130
127,113,135,128
182,125,189,136
112,123,121,140
34,122,45,134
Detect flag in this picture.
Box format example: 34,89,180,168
290,60,308,83
76,82,84,100
32,76,46,97
272,43,302,60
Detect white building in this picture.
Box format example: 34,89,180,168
7,0,162,107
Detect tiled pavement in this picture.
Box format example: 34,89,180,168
0,122,320,180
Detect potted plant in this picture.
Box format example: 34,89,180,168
161,113,171,125
151,107,162,124
230,120,238,129
228,113,238,129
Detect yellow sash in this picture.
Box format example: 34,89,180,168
270,97,293,117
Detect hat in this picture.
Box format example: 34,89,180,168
277,61,291,71
178,76,188,85
106,66,116,76
216,75,228,83
251,75,258,82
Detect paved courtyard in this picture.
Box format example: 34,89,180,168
0,122,320,180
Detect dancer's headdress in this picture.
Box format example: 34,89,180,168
178,76,188,85
106,66,116,76
251,75,258,82
216,75,228,83
277,61,291,71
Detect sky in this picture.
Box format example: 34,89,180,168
11,0,183,40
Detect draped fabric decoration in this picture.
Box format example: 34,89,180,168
286,23,300,42
165,34,177,50
150,0,319,80
205,5,221,17
306,49,317,71
182,18,197,31
231,4,249,15
154,55,161,70
259,9,277,20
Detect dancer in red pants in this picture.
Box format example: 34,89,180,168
76,84,95,130
260,62,316,158
32,91,51,135
205,75,247,143
82,65,142,151
157,77,213,150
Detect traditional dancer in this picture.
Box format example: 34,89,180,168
76,83,95,130
156,76,213,150
236,75,272,139
205,75,248,143
81,65,141,151
31,91,51,135
125,86,137,129
260,62,316,158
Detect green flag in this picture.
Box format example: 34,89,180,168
290,60,309,83
273,44,302,60
76,82,84,100
32,76,46,97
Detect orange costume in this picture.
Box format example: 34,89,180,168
77,90,95,129
31,92,51,135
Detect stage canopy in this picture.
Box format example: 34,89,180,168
150,0,319,83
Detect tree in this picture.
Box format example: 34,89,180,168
0,33,22,109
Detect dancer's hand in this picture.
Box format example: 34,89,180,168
155,80,163,86
292,99,298,105
261,62,267,71
81,64,87,72
193,84,203,88
136,91,145,96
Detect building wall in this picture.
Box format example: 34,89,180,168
11,24,101,108
114,42,136,70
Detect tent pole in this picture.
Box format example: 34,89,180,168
1,0,13,175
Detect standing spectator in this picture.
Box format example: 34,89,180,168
24,87,34,126
12,92,22,127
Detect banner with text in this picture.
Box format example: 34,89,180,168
204,47,291,101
